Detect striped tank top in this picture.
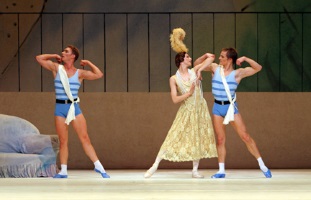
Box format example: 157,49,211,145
212,66,238,101
54,68,81,100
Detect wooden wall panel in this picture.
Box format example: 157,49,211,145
105,14,127,92
214,14,235,59
193,14,214,92
0,14,19,91
1,11,310,93
41,14,63,92
236,13,258,92
258,14,280,92
20,14,41,92
62,14,84,91
303,14,311,92
0,58,19,92
280,13,303,92
63,14,83,51
83,14,105,92
128,14,149,92
149,14,170,92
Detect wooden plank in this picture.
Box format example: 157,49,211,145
41,14,63,92
193,13,214,92
0,14,19,91
303,14,311,92
149,14,171,92
236,13,258,92
62,14,84,92
280,13,302,92
83,14,105,92
105,14,127,92
214,14,235,59
128,14,149,92
20,14,41,92
258,14,280,92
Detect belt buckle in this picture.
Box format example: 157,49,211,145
65,100,68,104
221,101,224,105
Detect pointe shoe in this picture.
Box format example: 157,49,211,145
192,171,204,178
144,171,153,178
144,164,158,178
53,173,68,178
94,168,110,178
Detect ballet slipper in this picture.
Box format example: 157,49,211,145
144,164,158,178
192,171,204,178
53,173,68,178
94,168,110,178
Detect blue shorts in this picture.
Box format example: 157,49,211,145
212,102,239,117
54,103,82,118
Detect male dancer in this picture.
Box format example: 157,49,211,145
36,45,109,178
196,47,272,178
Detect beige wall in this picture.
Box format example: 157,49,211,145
1,92,310,169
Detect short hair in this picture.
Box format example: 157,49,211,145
67,45,79,62
175,52,186,68
222,47,238,65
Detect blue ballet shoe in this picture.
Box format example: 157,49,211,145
94,168,110,178
211,173,226,178
262,169,272,178
53,174,68,178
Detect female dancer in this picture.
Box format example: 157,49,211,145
144,28,217,178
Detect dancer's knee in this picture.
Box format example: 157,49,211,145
216,136,225,146
79,134,91,145
240,133,252,144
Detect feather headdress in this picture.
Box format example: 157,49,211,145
170,28,188,53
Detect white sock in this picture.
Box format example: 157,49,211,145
59,164,67,175
257,157,268,172
217,163,225,174
94,160,106,173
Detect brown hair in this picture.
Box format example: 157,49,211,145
222,47,237,65
67,45,79,62
175,52,186,68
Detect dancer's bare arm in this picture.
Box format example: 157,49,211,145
36,54,60,73
235,56,262,83
194,53,215,72
79,60,103,81
194,53,218,80
170,77,195,104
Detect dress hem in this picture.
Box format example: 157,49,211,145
161,155,218,162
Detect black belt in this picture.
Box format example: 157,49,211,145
56,98,78,104
214,99,231,105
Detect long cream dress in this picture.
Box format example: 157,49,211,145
157,68,217,162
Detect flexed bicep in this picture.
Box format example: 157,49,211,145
36,54,60,72
79,60,103,81
235,56,262,82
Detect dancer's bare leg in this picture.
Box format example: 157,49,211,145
144,156,162,178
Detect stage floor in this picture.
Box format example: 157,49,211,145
1,169,311,200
